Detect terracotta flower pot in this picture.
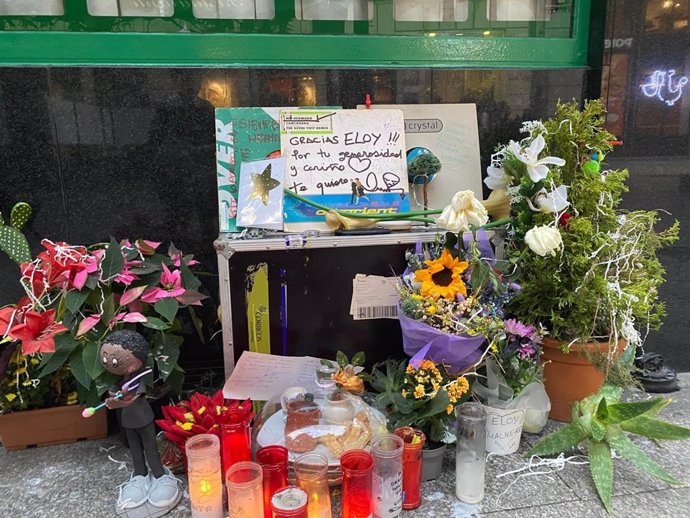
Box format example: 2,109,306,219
0,404,107,451
541,337,626,422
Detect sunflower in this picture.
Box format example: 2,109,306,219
414,249,469,300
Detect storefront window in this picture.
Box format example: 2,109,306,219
192,0,274,19
487,0,553,21
0,0,63,15
393,0,468,22
294,0,370,20
644,0,689,32
86,0,174,17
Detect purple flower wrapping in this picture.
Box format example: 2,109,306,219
399,313,486,374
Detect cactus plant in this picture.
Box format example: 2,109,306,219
0,202,32,264
529,385,690,512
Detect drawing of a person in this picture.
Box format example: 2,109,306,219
351,180,358,205
355,178,369,204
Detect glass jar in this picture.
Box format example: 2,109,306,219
221,410,252,479
257,445,289,518
340,449,373,518
294,453,332,518
321,390,355,426
455,402,486,504
393,427,425,510
226,461,264,518
371,433,404,518
285,399,321,453
271,486,309,518
186,434,224,518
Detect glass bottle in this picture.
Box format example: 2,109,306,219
271,486,309,518
340,449,373,518
226,461,264,518
294,453,332,518
393,427,425,510
257,445,289,518
186,434,224,518
455,402,486,504
371,433,404,518
221,410,252,479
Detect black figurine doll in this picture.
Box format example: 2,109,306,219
100,330,180,514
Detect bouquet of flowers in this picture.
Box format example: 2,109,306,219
370,358,470,444
490,318,544,394
397,230,518,374
0,238,206,406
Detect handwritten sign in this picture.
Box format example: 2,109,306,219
280,109,410,231
483,406,525,454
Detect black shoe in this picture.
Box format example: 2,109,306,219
632,352,680,393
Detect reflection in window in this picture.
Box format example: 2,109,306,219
0,0,64,15
192,0,274,19
644,0,689,32
394,0,468,22
86,0,173,17
487,0,552,21
294,0,370,20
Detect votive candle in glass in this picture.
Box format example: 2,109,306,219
294,453,332,518
221,411,252,479
393,426,425,510
271,486,309,518
186,434,224,518
455,402,486,504
340,449,373,518
257,445,289,518
371,433,404,518
226,461,264,518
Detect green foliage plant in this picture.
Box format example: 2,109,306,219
0,201,32,264
529,385,690,512
492,100,678,372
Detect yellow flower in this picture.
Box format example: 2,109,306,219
413,384,425,399
411,294,423,301
66,391,78,405
22,380,31,387
426,306,438,315
30,357,40,365
401,389,408,398
414,249,469,300
198,406,206,415
446,404,454,415
405,364,415,374
184,412,195,422
5,393,17,402
176,421,193,431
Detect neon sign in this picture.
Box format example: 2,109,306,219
641,70,688,106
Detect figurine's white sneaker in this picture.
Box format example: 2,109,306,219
148,468,181,508
117,473,151,509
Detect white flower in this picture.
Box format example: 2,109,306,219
484,164,512,190
524,225,563,257
437,190,489,233
528,185,569,213
508,134,566,183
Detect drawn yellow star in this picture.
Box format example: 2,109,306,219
249,163,280,206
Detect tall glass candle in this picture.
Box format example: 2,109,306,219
455,402,486,504
221,411,252,479
226,461,264,518
271,486,309,518
340,449,373,518
186,434,224,518
393,427,425,510
294,453,332,518
371,434,404,518
257,445,289,518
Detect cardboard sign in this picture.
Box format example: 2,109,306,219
357,103,482,211
281,109,410,232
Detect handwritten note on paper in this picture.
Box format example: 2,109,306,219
280,109,410,232
222,351,325,401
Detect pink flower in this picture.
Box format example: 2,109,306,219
77,314,101,337
141,264,185,303
518,343,537,359
114,266,140,286
504,319,537,339
108,311,147,329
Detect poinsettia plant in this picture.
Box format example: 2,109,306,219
0,238,207,404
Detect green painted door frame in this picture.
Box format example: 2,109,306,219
0,0,593,68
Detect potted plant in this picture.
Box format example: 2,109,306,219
529,385,690,512
0,237,206,449
370,358,471,480
483,100,679,420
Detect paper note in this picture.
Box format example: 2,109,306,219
223,351,326,401
350,274,399,320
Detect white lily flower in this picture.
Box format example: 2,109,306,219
524,225,563,257
528,185,570,213
437,190,488,233
484,164,511,190
508,134,566,183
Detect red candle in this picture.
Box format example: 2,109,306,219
221,411,251,480
256,445,289,518
394,426,426,510
340,449,373,518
